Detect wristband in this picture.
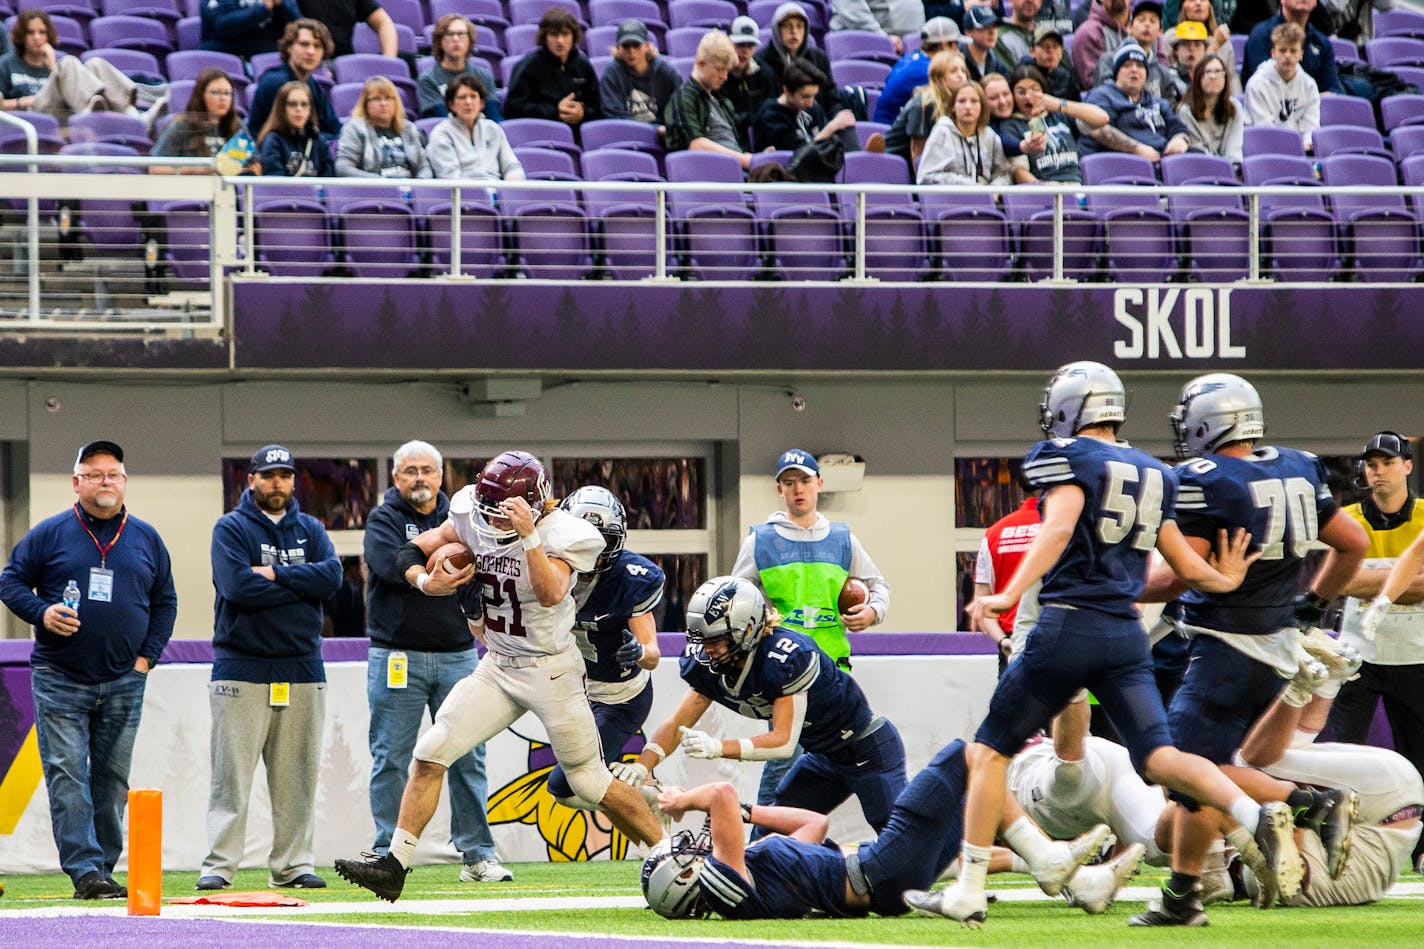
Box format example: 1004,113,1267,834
740,801,754,824
645,741,667,763
738,737,755,760
520,532,542,552
415,572,431,593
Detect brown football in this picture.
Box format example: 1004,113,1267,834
838,577,870,613
427,541,474,574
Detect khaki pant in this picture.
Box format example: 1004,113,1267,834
32,56,135,122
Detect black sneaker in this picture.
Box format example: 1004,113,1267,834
1128,888,1209,927
73,871,125,900
1296,788,1358,879
274,873,327,889
195,874,230,891
334,852,409,903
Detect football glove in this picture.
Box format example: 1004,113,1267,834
609,760,649,788
1359,595,1391,643
678,725,723,759
615,629,644,669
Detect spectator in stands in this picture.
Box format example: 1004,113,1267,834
1023,25,1079,102
997,0,1041,65
1001,63,1109,184
918,79,1014,184
1080,41,1189,159
1242,0,1342,94
298,0,398,58
505,6,603,128
1229,0,1335,37
982,71,1024,156
1094,1,1183,108
883,47,967,167
1177,52,1243,160
0,10,144,120
664,30,753,170
426,74,524,180
1167,18,1210,88
259,80,336,176
960,6,1010,81
752,59,857,152
1245,21,1321,145
875,16,960,123
599,19,682,133
725,16,776,139
1074,0,1132,90
757,3,844,118
417,14,502,122
1166,0,1238,92
250,19,342,139
336,76,432,177
150,68,259,175
829,0,925,54
201,0,304,58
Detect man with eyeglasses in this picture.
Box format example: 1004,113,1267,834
0,440,176,900
418,14,502,121
359,440,510,883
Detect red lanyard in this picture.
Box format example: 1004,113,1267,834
73,504,128,569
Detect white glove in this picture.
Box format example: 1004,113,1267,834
1360,595,1392,642
609,760,649,788
678,725,723,759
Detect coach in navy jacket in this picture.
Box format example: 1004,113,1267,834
199,443,341,892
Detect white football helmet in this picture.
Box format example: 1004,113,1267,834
641,826,713,919
685,576,767,675
471,450,552,545
1169,373,1266,459
559,485,626,573
1039,361,1128,438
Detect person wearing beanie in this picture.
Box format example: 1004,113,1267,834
1093,0,1183,109
755,3,845,117
1080,39,1189,159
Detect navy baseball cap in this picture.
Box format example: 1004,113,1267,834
76,440,124,465
965,6,999,29
250,444,297,473
1362,432,1412,460
775,449,819,478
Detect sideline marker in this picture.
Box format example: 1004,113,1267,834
127,788,162,916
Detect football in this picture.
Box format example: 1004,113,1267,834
427,541,474,574
838,577,870,613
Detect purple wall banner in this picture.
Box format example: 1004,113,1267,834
231,281,1424,372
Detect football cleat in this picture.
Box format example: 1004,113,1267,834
1252,802,1304,907
334,851,410,903
1299,628,1363,681
1033,823,1113,897
1062,842,1146,915
1296,788,1359,879
1128,888,1209,927
903,883,988,928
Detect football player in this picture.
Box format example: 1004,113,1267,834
335,451,663,901
615,576,908,833
546,486,664,810
914,361,1291,929
1131,373,1368,925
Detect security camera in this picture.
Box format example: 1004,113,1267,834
790,394,807,413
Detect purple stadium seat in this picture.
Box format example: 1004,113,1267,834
324,184,423,278
581,146,660,179
1162,153,1248,281
749,149,792,170
919,190,1010,282
1390,124,1424,164
429,0,510,42
250,51,283,76
502,117,580,155
670,55,694,79
1160,152,1236,186
330,79,418,118
1080,151,1158,185
332,52,415,83
748,0,826,33
1320,153,1421,281
588,0,663,28
57,144,143,255
501,52,523,85
1229,32,1246,64
824,30,897,65
381,0,428,44
505,23,539,54
510,0,588,26
664,26,704,58
1381,93,1424,131
175,13,197,50
837,151,926,281
578,118,663,160
3,110,64,150
833,59,891,90
1000,190,1099,281
1319,94,1376,128
101,0,180,26
1377,9,1424,38
253,195,336,277
854,120,888,150
590,53,611,75
68,110,151,150
353,22,418,55
753,187,842,280
1391,64,1424,89
83,46,162,78
501,183,593,278
668,0,736,30
89,15,173,56
38,14,91,56
413,188,506,278
150,198,210,284
665,149,758,279
516,145,581,179
1312,125,1391,161
1400,154,1424,217
1242,153,1339,279
165,49,247,89
1365,36,1424,68
1242,125,1307,158
580,167,664,278
1330,36,1363,68
1081,157,1173,281
32,0,98,27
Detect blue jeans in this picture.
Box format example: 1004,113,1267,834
30,660,147,884
367,646,495,863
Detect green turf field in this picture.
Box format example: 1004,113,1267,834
3,861,1421,947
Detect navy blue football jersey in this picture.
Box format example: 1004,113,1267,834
1175,447,1338,634
1021,436,1179,619
679,629,874,751
700,835,856,919
571,549,664,683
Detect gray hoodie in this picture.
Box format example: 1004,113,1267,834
426,115,526,180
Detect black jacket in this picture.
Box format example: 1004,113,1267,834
505,46,604,123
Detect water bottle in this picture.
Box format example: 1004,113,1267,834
62,580,81,613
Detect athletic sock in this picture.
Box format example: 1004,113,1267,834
1229,796,1262,834
1009,854,1032,874
1002,816,1057,870
1286,787,1316,819
960,842,993,893
390,828,419,868
1165,871,1200,903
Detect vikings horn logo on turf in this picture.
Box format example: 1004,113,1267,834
487,728,649,861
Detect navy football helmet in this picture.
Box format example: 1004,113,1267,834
641,824,714,919
685,576,767,675
472,450,552,545
1039,361,1127,438
559,485,627,573
1169,373,1266,459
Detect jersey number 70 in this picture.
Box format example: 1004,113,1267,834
1098,461,1164,551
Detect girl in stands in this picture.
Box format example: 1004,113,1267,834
426,74,525,181
1177,54,1244,163
998,64,1110,185
149,67,257,175
883,48,968,170
335,76,432,179
258,80,334,177
917,81,1013,186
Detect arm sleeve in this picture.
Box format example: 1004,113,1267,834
316,86,342,137
249,76,277,138
478,67,503,122
729,530,763,585
210,519,303,607
362,505,408,584
1244,72,1275,126
599,66,632,121
1223,110,1244,163
1301,83,1321,136
1075,25,1104,90
579,59,604,121
0,531,50,628
408,127,433,177
335,122,378,176
417,70,446,117
917,121,974,184
140,535,178,662
848,534,889,624
271,522,343,597
740,691,807,759
259,133,288,176
974,536,994,586
1163,103,1188,141
987,134,1013,186
426,124,457,177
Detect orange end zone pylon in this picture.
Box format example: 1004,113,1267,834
127,788,162,916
